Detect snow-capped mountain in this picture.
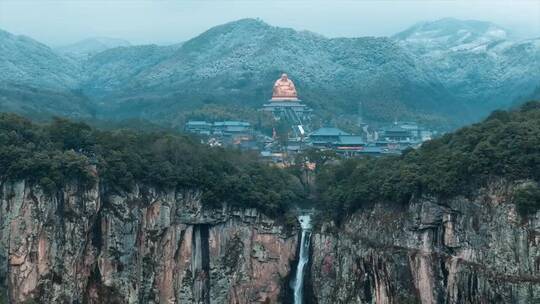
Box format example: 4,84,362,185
0,18,538,126
394,18,540,109
56,37,131,60
80,19,458,124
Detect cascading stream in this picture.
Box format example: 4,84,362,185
293,215,312,304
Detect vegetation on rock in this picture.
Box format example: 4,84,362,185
513,182,540,218
0,114,304,216
1,101,538,219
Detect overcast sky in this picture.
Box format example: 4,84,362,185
1,0,539,46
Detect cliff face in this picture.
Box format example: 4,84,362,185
310,180,540,303
0,180,297,303
1,179,539,303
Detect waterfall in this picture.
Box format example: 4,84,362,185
293,215,312,304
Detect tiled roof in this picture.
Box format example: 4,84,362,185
186,121,211,126
214,121,251,127
382,126,409,132
337,135,364,145
309,127,350,137
223,126,250,132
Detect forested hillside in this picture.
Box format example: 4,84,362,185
0,114,304,216
2,101,538,220
316,101,540,218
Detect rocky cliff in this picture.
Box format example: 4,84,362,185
1,178,539,303
0,180,297,304
310,179,540,303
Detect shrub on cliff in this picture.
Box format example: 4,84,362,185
316,101,540,218
513,182,540,218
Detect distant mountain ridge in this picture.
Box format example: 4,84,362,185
0,29,80,89
81,19,458,124
0,29,91,118
393,18,540,110
0,18,538,127
56,37,131,60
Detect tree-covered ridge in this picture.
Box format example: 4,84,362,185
0,114,304,215
2,101,539,220
316,101,540,218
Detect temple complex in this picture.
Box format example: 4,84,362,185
186,73,434,159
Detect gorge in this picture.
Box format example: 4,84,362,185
2,1,540,302
0,102,539,303
1,177,539,303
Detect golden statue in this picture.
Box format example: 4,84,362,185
272,73,298,101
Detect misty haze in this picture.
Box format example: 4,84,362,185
0,1,539,303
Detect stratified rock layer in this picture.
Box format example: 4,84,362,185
310,180,540,303
0,181,297,303
1,178,539,303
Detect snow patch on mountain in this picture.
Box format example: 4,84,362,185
393,18,540,107
393,18,512,52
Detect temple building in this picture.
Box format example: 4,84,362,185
185,120,255,148
185,121,212,135
308,127,351,147
261,73,313,138
380,125,413,142
308,127,366,155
